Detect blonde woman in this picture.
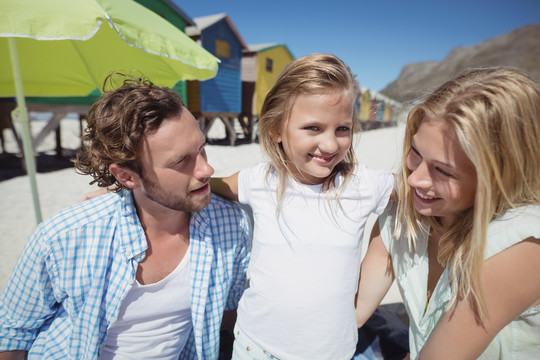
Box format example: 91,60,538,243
356,67,540,359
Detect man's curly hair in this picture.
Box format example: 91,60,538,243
74,73,184,190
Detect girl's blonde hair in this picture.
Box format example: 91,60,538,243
259,53,360,208
396,67,540,322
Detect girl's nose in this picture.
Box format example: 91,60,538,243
320,133,339,153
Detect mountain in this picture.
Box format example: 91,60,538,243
381,23,540,104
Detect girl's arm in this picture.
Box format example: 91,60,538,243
355,219,396,327
210,172,239,201
420,236,540,360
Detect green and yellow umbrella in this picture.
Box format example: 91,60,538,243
0,0,219,224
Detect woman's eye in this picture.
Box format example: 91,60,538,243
436,167,452,177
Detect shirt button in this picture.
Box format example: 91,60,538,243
126,277,134,284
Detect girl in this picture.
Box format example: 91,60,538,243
356,67,540,359
211,53,394,359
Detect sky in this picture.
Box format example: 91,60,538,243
174,0,540,93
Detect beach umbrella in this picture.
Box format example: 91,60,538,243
0,0,219,224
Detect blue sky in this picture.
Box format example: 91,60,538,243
174,0,540,92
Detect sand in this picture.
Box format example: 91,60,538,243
0,115,405,303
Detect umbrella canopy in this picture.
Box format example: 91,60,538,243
0,0,220,224
0,0,219,96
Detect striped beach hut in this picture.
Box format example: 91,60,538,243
241,43,294,117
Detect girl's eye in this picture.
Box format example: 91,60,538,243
304,126,319,131
337,126,351,132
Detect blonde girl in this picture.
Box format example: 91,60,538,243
357,67,540,359
212,53,394,360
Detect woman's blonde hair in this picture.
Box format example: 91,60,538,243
259,53,360,209
396,67,540,322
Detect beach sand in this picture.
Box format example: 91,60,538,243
0,115,405,303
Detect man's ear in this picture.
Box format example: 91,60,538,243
109,164,141,190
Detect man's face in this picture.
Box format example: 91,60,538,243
137,108,214,212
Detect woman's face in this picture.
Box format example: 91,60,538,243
406,119,477,227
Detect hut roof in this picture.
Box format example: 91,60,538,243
186,13,248,49
244,43,294,58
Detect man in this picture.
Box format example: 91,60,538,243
0,75,251,359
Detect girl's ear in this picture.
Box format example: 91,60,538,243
109,164,141,190
270,128,282,143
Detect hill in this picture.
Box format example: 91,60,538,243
381,23,540,104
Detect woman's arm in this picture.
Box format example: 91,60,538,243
356,219,396,327
420,236,540,360
210,172,239,201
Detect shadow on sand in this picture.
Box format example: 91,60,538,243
0,149,78,182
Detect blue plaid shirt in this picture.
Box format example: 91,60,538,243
0,190,251,359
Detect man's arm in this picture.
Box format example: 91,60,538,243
0,350,27,360
419,237,540,359
356,219,395,328
0,227,58,354
210,173,239,201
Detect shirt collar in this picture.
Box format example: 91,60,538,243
117,190,147,261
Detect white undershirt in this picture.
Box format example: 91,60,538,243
100,249,192,360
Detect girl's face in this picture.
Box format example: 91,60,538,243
406,119,477,227
275,91,353,184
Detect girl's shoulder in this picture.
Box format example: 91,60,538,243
350,163,395,194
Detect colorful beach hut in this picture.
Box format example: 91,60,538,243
358,87,372,122
241,43,294,117
185,13,249,144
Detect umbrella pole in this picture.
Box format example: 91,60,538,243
8,38,43,224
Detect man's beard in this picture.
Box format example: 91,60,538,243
141,176,210,213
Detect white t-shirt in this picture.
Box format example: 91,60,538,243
100,249,192,360
237,162,394,360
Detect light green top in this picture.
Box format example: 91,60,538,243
380,204,540,359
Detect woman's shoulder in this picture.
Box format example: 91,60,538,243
485,204,540,259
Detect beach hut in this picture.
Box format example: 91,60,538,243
358,87,372,122
186,14,248,145
241,43,294,142
383,101,393,122
241,43,294,116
